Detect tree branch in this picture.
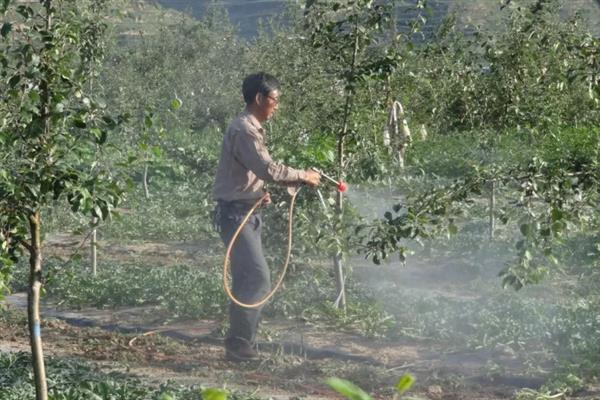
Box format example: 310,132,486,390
19,238,33,253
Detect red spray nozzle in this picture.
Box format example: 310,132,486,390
312,168,348,193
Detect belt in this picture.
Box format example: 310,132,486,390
213,199,261,232
216,199,262,214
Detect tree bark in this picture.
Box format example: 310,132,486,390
91,217,97,276
332,20,361,311
333,252,346,308
28,3,52,398
28,211,48,400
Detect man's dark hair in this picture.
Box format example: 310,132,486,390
242,72,280,105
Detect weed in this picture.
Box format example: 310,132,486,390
0,352,264,400
0,308,27,328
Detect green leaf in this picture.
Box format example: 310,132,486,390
8,74,20,88
28,53,40,66
80,390,103,400
448,223,458,235
28,90,40,103
90,128,107,144
552,221,565,234
73,118,87,129
520,223,531,236
158,394,175,400
326,377,372,400
551,207,563,222
170,98,182,110
144,115,153,129
90,127,101,138
0,0,10,14
395,374,415,395
1,22,11,37
102,115,118,128
93,205,103,220
16,5,33,19
151,145,162,158
201,388,228,400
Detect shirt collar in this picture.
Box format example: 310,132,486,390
242,110,264,133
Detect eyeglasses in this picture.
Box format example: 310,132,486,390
265,94,280,104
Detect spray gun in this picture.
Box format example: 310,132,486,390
312,167,347,192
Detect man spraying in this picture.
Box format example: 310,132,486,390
212,72,321,361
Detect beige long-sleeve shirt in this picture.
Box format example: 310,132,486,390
212,110,307,202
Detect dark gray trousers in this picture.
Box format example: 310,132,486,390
217,202,271,345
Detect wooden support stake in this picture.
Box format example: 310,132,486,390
489,180,496,241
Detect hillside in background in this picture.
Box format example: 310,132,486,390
147,0,600,38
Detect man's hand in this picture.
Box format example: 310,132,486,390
303,170,321,187
262,192,272,205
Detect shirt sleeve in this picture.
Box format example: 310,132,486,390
233,127,307,184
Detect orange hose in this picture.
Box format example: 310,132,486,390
223,189,299,308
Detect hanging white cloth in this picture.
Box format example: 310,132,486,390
384,100,412,167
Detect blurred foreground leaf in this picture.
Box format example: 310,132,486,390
326,377,372,400
202,388,228,400
395,374,415,395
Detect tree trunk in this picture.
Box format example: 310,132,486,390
28,211,48,400
91,217,97,276
27,2,52,399
331,23,360,311
332,102,349,309
333,252,346,308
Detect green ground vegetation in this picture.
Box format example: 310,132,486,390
0,351,259,400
